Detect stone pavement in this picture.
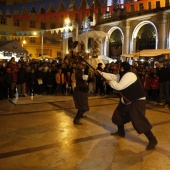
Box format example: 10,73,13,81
0,95,170,170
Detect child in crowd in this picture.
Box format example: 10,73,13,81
141,72,151,100
150,73,159,102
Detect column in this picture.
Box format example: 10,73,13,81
62,39,68,60
158,13,167,49
133,38,136,53
41,33,44,59
123,20,131,54
105,36,109,56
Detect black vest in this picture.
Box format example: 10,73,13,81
120,73,146,102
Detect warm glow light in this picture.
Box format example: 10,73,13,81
33,32,37,36
23,40,26,44
64,18,70,25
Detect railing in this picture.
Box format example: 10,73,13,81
98,0,169,24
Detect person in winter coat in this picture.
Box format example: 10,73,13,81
150,73,159,102
96,62,157,151
8,57,19,98
141,72,151,100
27,68,38,96
157,59,170,105
0,60,5,100
55,68,65,95
94,63,105,96
17,63,27,97
36,66,45,94
4,67,13,99
45,68,55,94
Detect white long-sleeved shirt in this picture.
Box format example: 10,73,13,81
102,72,145,104
102,72,137,90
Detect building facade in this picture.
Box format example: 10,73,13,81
99,0,170,60
0,0,170,61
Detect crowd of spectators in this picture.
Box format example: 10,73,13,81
132,60,170,105
0,56,170,106
0,57,73,99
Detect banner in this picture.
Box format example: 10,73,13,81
15,26,73,37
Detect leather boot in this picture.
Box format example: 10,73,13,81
111,125,125,137
73,110,83,125
73,118,82,125
144,130,158,151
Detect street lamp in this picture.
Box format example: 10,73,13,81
31,31,44,59
22,39,26,47
64,18,71,26
41,33,44,59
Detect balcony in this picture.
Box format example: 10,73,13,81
98,1,170,25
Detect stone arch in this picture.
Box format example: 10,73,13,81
105,27,124,57
131,21,158,53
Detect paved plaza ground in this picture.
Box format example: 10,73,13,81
0,94,170,170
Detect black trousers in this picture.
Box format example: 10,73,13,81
74,110,85,121
112,99,152,134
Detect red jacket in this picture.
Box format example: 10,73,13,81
150,77,159,90
8,62,19,83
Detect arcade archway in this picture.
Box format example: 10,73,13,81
107,27,124,59
131,21,158,53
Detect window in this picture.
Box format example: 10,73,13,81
139,3,144,10
31,7,36,14
41,22,46,29
30,37,35,43
0,1,6,6
50,6,55,13
14,19,20,26
156,1,160,8
13,1,20,5
30,20,36,28
51,23,56,29
40,7,45,14
57,52,61,57
0,35,7,41
0,17,6,25
130,5,135,12
148,2,151,9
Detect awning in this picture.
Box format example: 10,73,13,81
121,49,170,58
0,40,28,54
139,49,170,57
